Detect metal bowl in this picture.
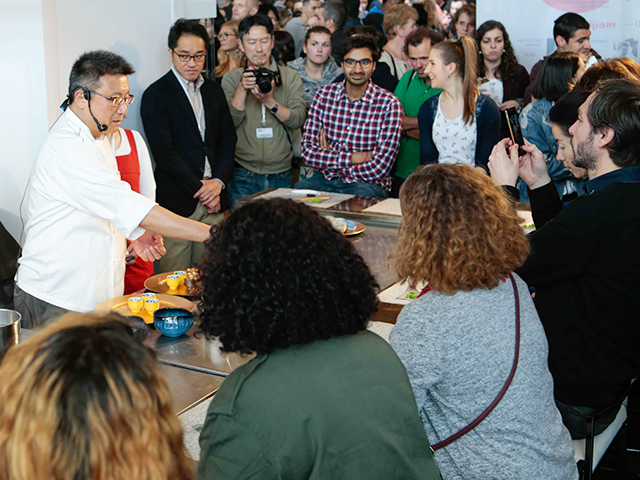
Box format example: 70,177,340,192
0,309,21,361
153,308,194,338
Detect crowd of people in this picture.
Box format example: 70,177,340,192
4,0,640,479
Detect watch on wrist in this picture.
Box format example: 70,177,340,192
270,103,279,114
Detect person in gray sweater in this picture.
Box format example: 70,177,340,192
389,164,578,480
287,26,343,108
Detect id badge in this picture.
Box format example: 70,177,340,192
256,128,273,139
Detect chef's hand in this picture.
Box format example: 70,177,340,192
131,232,166,262
125,244,138,266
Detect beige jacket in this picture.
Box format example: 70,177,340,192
221,59,306,174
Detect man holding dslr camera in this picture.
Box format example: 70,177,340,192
222,14,306,205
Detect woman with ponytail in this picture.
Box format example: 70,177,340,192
418,36,501,169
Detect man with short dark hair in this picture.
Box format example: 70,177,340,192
15,50,212,327
391,27,444,196
141,19,236,272
286,0,322,56
333,25,399,92
223,14,306,205
296,35,402,197
489,79,640,439
524,12,599,104
319,1,348,62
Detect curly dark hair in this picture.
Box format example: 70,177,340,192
475,20,520,81
199,198,379,355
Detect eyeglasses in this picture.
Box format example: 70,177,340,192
343,58,373,68
90,91,135,107
218,33,237,40
172,50,206,62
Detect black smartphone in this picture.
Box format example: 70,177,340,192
503,107,526,156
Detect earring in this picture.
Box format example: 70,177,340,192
479,51,482,55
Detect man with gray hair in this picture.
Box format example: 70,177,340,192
285,0,322,56
15,50,211,328
231,0,259,22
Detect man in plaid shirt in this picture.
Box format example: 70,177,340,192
296,35,403,198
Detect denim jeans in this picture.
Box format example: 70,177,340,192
230,166,293,208
295,173,387,198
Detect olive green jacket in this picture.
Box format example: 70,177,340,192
198,331,441,479
221,59,306,174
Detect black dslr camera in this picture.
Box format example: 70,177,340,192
245,67,282,94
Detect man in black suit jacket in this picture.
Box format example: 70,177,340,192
142,19,236,271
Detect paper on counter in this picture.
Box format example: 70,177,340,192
517,209,535,233
256,188,354,209
378,280,426,305
362,198,402,216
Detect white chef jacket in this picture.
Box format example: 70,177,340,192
16,109,156,312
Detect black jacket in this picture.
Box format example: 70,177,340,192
141,71,236,216
517,167,640,408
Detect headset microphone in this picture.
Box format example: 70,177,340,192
82,88,108,133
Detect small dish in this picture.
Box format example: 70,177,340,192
153,308,194,337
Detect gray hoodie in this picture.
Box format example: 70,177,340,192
286,57,343,109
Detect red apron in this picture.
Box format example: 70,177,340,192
116,129,155,294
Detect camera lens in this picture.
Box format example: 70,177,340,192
257,77,272,93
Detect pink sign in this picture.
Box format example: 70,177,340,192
542,0,610,13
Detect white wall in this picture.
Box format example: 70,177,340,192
0,0,209,243
51,0,177,135
478,0,639,72
0,0,49,244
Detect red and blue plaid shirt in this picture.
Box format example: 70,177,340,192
301,81,402,191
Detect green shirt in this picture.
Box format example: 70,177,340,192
199,331,441,480
394,71,442,179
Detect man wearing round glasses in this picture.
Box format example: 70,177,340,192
15,50,213,328
296,34,402,197
142,19,236,272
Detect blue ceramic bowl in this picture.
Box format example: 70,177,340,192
153,308,194,337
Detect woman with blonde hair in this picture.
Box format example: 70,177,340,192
380,4,418,80
418,37,501,169
0,313,193,480
215,20,245,81
389,164,578,480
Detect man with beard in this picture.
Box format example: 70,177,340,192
487,79,640,439
296,34,402,197
391,27,443,196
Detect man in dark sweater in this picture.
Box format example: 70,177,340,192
489,79,640,438
524,12,600,104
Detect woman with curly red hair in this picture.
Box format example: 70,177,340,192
389,164,578,480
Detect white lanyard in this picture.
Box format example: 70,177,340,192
261,104,267,126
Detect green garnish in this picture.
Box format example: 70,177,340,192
406,291,417,299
